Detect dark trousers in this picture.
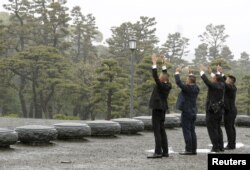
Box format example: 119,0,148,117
224,108,237,148
152,109,168,154
206,109,224,150
181,114,197,152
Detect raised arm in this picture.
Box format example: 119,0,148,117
175,65,189,92
199,64,218,89
151,54,171,90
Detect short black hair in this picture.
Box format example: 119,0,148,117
215,74,223,82
188,75,196,84
228,75,236,83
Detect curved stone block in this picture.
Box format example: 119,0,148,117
111,118,144,134
0,128,18,147
15,125,57,144
165,115,181,128
134,115,180,130
133,116,152,130
86,120,121,136
195,114,206,126
236,115,250,127
54,122,91,139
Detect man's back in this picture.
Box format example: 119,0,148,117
149,68,172,110
224,84,237,111
175,74,199,114
201,74,224,104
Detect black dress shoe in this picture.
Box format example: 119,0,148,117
224,146,236,150
162,153,169,157
147,153,162,159
219,148,224,152
211,148,220,152
179,151,197,155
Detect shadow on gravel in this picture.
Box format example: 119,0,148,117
0,147,15,152
89,135,120,139
56,138,90,143
15,141,56,147
118,133,144,137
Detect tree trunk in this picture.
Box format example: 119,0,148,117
19,76,27,118
47,102,53,119
40,85,55,119
15,9,25,51
91,112,95,120
106,90,112,120
73,104,80,117
76,30,81,61
39,91,47,118
32,79,42,118
28,101,34,118
81,106,90,120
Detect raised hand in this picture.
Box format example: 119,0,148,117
217,65,223,73
159,53,165,64
188,66,193,75
208,65,212,74
176,65,182,73
199,64,206,72
152,53,158,65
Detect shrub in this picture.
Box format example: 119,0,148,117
53,114,80,120
2,113,20,118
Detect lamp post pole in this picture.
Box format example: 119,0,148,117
129,36,136,118
130,51,134,118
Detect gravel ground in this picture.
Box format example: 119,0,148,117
0,118,250,170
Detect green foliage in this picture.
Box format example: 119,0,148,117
107,16,158,70
193,43,208,64
90,59,129,119
199,24,229,61
135,55,154,115
210,58,231,70
2,113,20,118
0,45,70,118
220,46,234,61
53,114,80,120
161,32,189,65
70,6,98,63
237,75,250,115
0,0,249,118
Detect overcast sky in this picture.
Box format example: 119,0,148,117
1,0,250,61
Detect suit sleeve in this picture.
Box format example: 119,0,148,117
175,74,189,92
201,74,218,89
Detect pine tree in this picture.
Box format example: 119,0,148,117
198,24,229,61
70,6,98,63
161,32,189,65
90,59,129,120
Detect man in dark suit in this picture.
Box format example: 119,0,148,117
217,66,237,150
199,65,225,152
147,53,172,159
175,66,199,155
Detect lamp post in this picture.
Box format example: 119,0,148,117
129,36,136,118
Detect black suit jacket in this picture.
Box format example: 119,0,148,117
149,68,172,110
223,76,237,112
175,74,200,115
201,74,225,109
